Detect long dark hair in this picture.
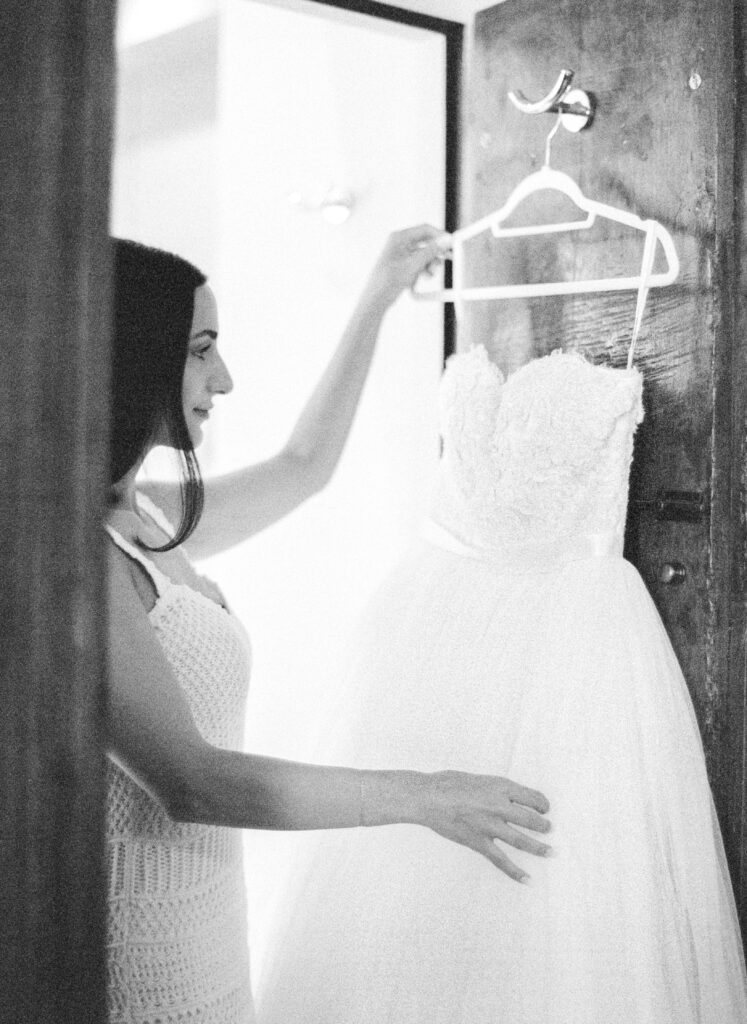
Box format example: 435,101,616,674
111,238,206,552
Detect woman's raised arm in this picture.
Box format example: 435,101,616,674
143,226,451,559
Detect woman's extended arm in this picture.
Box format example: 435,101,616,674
143,225,451,560
107,543,553,883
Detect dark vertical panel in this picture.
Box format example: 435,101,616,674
0,1,115,1021
443,19,462,360
728,0,747,928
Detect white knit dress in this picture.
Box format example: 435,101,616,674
106,496,254,1024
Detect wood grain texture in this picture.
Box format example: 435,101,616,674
725,0,747,934
469,0,746,935
0,1,115,1020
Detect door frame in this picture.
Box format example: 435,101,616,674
719,0,747,931
0,0,115,1019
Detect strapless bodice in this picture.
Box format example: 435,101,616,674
428,345,644,558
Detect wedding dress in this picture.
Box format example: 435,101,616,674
255,340,747,1024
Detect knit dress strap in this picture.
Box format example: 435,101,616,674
105,524,172,600
136,491,176,538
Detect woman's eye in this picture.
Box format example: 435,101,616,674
192,346,210,361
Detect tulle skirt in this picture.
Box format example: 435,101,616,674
255,537,747,1024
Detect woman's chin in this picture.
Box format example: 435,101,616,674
152,420,205,451
189,410,212,447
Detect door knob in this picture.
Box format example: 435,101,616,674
659,562,687,586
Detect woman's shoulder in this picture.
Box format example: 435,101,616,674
106,520,163,614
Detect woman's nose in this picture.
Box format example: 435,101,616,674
211,354,234,395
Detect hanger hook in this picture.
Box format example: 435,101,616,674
509,69,575,115
544,114,563,167
508,69,594,133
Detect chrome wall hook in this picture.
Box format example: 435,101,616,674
508,69,594,132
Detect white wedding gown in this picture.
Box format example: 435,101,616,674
255,344,747,1024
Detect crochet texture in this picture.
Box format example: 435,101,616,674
106,518,253,1024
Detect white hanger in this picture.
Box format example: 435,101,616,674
415,117,679,304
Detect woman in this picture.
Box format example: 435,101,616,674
105,227,554,1024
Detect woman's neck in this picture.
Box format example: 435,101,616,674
109,463,144,513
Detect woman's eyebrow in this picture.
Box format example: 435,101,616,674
190,329,218,341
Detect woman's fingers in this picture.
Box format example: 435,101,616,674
504,802,553,834
394,226,451,266
397,223,448,247
407,242,452,289
421,770,554,877
494,821,554,858
472,817,554,882
366,224,452,304
418,236,453,266
503,778,551,815
474,836,530,884
409,237,450,271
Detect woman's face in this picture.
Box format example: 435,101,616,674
181,283,233,447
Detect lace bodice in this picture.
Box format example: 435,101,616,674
430,346,644,556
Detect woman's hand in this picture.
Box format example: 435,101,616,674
417,771,553,883
362,224,452,308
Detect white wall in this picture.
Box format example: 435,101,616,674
112,17,220,275
208,0,444,745
113,0,446,989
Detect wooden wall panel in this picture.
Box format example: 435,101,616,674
729,0,747,930
0,1,115,1020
